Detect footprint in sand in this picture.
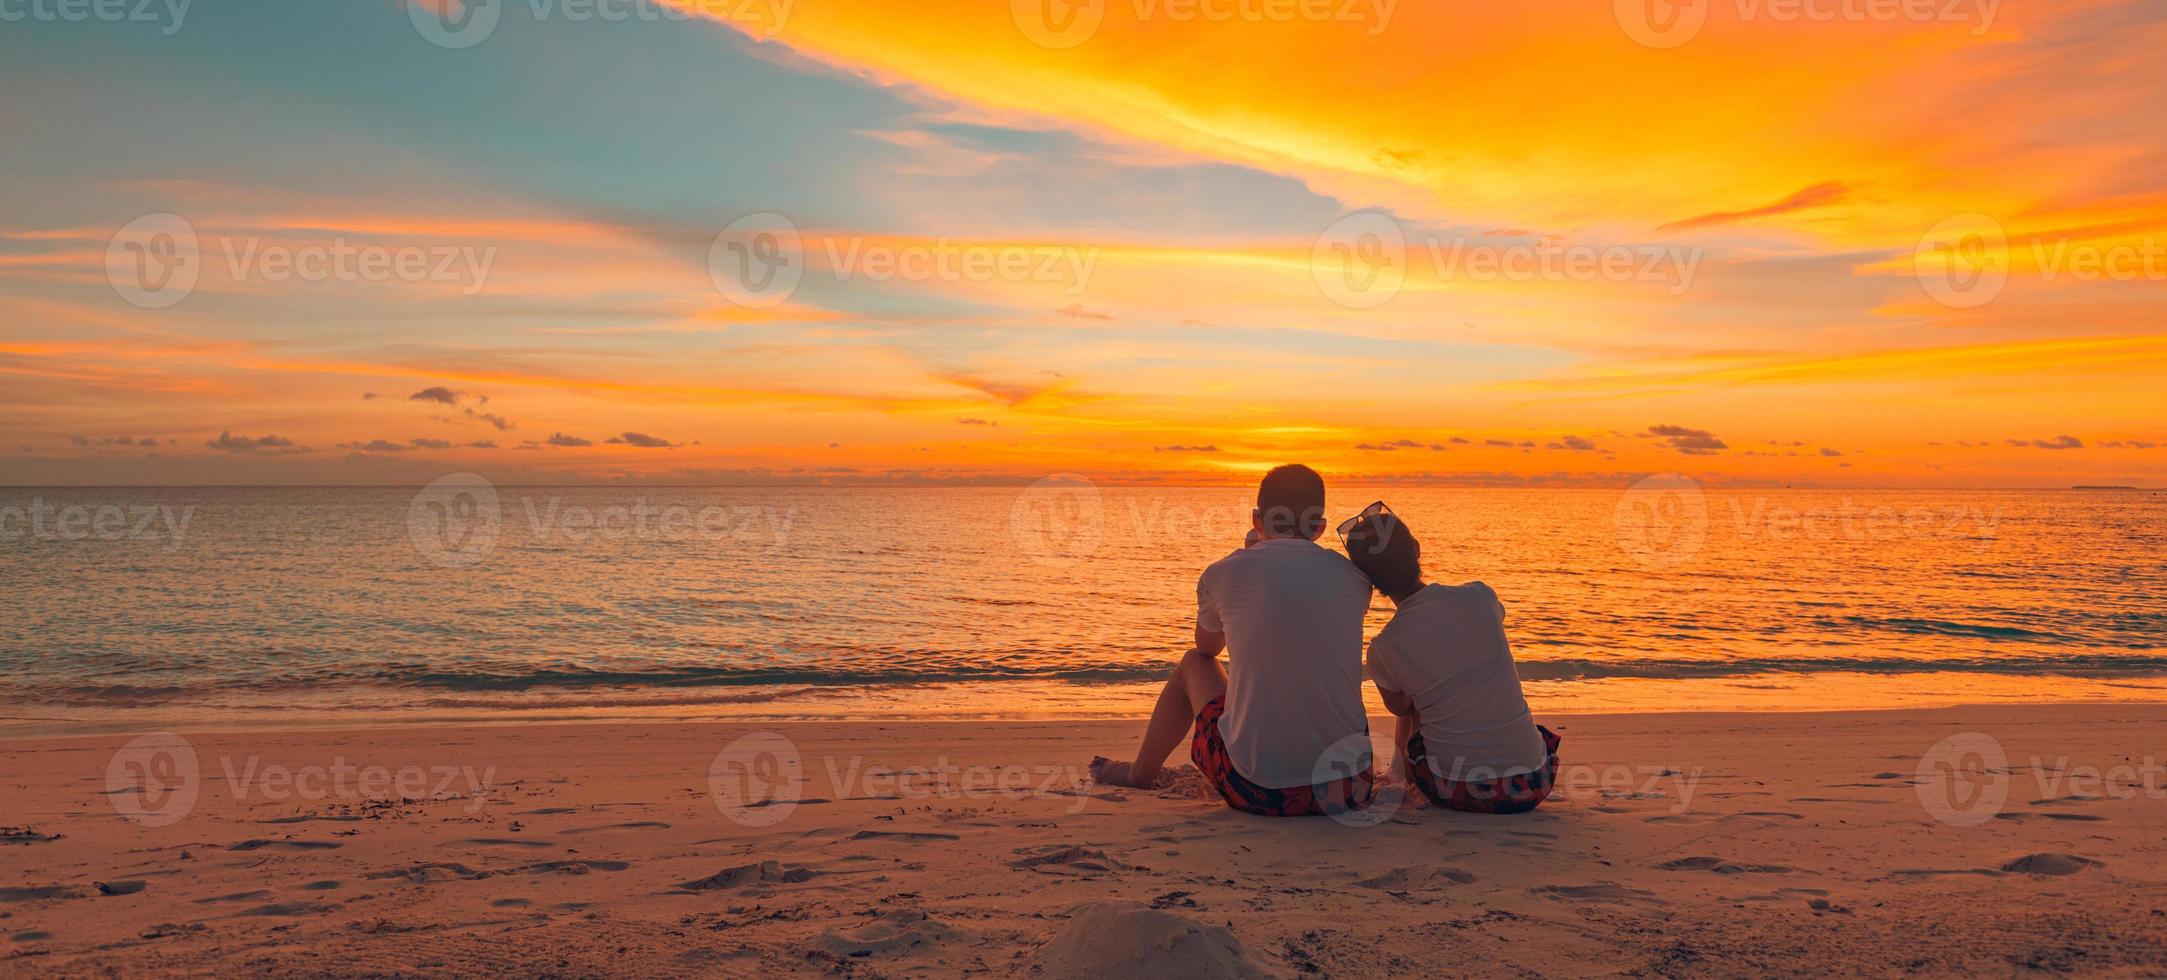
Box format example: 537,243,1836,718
1012,845,1125,874
0,885,88,903
95,880,148,896
678,860,819,891
301,881,343,891
195,890,275,905
513,860,631,875
1658,856,1792,874
366,863,491,883
444,838,553,849
225,839,343,852
2001,853,2101,876
1354,867,1474,889
239,902,329,917
1531,883,1665,904
849,830,961,842
561,822,671,834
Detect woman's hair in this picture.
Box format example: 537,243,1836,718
1344,512,1422,596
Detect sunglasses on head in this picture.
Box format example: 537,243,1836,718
1335,500,1390,543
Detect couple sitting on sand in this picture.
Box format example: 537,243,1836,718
1093,464,1559,817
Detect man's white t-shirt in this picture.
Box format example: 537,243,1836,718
1366,582,1547,779
1196,537,1374,788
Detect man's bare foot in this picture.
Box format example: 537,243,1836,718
1089,756,1148,788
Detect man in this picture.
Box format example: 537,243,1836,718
1093,464,1376,815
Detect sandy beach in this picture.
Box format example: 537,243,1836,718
4,703,2164,976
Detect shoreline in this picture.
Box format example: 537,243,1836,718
8,669,2167,741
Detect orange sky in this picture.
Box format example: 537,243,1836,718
0,0,2161,486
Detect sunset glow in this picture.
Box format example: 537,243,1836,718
2,0,2161,486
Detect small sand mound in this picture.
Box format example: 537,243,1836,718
1026,901,1285,979
2001,853,2100,876
814,908,960,958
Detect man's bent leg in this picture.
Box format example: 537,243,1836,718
1102,648,1228,787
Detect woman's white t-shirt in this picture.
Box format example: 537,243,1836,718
1366,582,1546,780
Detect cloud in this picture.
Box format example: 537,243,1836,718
956,417,998,426
206,431,307,455
1154,444,1220,452
71,435,157,447
409,386,465,405
337,439,406,453
1819,447,1844,457
1448,437,1470,445
604,431,677,448
545,432,593,447
409,438,454,450
361,392,378,400
1648,424,1728,455
1055,303,1114,321
1483,439,1514,448
1658,180,1849,232
467,440,499,449
2100,440,2158,449
1354,438,1427,451
464,409,514,431
1554,435,1598,451
2007,435,2084,450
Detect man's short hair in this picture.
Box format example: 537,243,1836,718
1345,513,1422,596
1256,464,1327,539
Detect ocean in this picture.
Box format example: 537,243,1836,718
3,483,2162,734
